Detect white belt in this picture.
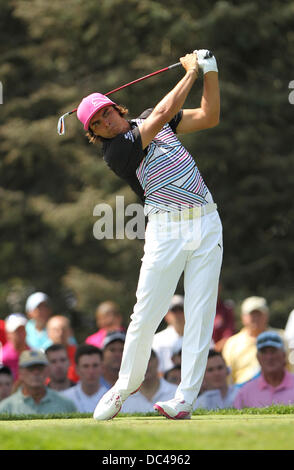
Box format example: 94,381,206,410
148,203,217,222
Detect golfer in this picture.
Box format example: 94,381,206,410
78,50,223,420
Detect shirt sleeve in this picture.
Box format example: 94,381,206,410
138,108,183,133
103,126,145,178
169,110,183,133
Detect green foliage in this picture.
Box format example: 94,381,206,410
0,0,293,335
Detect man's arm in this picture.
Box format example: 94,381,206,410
138,53,199,150
176,71,220,134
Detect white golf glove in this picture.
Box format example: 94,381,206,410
193,49,218,74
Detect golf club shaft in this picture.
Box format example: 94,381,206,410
105,62,182,96
57,61,183,134
104,52,213,96
68,62,182,114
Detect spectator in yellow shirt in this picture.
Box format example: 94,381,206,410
222,296,286,385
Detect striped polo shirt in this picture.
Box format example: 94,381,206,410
103,109,213,215
133,116,211,215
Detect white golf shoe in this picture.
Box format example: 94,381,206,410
93,388,125,421
93,384,142,420
154,398,192,420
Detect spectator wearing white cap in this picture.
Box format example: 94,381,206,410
0,349,77,415
222,296,286,385
152,295,185,375
2,314,30,381
25,292,51,350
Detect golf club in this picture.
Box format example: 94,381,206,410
57,50,213,135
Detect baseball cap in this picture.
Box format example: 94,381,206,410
241,296,269,315
5,313,27,333
77,93,116,131
19,350,49,368
169,295,184,311
257,331,285,351
25,292,49,313
103,331,126,349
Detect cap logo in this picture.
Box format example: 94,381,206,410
91,97,101,108
91,96,110,109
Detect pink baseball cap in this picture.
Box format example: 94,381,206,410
77,93,116,130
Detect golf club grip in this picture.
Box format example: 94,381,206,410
168,62,182,70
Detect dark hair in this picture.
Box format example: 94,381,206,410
163,364,181,381
208,349,225,360
74,343,103,365
86,104,129,145
45,343,67,355
0,365,13,377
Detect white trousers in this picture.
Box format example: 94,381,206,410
116,206,223,405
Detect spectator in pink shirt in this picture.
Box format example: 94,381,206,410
234,331,294,409
2,314,30,381
85,301,125,349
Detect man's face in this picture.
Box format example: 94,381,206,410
165,308,185,329
47,318,70,345
7,325,26,348
103,341,124,372
76,354,102,387
89,106,129,139
203,355,228,390
29,302,51,325
166,368,181,385
97,311,122,330
242,310,268,334
19,364,48,389
257,347,286,375
47,350,70,382
0,374,13,400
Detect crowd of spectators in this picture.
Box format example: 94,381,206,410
0,288,294,416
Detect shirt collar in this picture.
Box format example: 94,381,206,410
20,387,51,404
258,371,291,391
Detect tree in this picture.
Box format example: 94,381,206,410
0,0,293,337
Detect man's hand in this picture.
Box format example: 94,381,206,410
194,49,218,75
180,53,199,76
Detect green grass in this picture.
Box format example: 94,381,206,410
1,406,294,450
